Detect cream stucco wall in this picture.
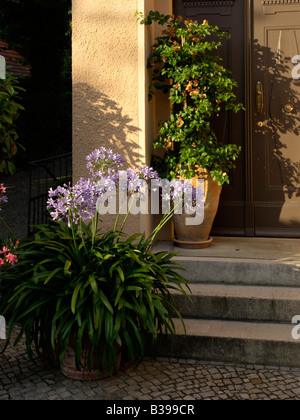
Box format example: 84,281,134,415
73,0,172,236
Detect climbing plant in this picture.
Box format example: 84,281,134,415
0,73,25,175
138,11,244,185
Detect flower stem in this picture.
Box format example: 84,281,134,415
0,216,15,240
146,208,174,250
92,211,99,247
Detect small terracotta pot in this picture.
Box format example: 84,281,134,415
173,169,222,249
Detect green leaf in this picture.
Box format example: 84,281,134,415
116,266,125,282
114,286,124,306
88,273,98,295
71,283,82,314
98,290,114,314
44,267,63,285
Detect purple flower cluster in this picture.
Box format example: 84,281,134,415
48,179,103,225
86,148,126,180
47,148,161,225
138,165,160,181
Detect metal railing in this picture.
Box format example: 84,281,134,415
28,152,72,236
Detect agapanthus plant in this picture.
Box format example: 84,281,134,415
47,147,205,230
2,149,191,374
47,147,161,230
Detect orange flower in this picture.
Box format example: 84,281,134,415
177,117,184,128
202,20,209,25
185,81,193,92
190,89,200,96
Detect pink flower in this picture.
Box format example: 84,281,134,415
5,253,18,265
0,258,4,266
0,246,10,254
0,183,7,210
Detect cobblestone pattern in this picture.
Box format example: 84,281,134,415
1,337,300,400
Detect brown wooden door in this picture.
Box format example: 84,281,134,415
252,0,300,237
173,0,300,237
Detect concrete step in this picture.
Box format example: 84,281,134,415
172,256,300,287
172,284,300,323
153,238,300,287
153,318,300,368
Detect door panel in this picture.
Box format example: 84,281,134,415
253,0,300,237
173,0,246,236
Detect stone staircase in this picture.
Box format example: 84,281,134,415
152,238,300,367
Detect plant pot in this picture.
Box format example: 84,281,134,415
173,169,222,249
60,342,121,381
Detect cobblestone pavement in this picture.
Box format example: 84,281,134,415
1,336,300,400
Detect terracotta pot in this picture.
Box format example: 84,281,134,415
60,342,121,381
173,169,222,249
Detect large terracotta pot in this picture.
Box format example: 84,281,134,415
60,342,121,381
173,169,222,249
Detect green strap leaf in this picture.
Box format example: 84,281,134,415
71,283,82,314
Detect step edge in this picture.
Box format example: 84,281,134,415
172,318,299,343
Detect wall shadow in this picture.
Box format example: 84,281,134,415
254,39,300,193
252,38,300,233
73,83,141,172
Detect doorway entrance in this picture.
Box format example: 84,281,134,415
173,0,300,237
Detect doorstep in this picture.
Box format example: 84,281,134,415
152,236,300,261
152,237,300,286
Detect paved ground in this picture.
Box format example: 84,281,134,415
1,334,300,400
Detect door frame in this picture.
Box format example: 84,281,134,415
244,0,255,236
